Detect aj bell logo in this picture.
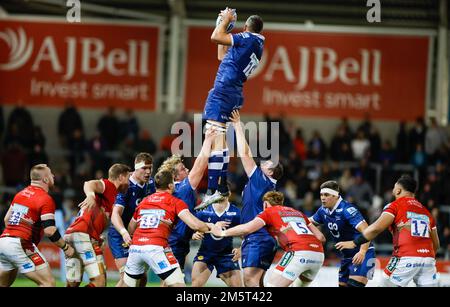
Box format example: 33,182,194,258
0,26,150,80
0,27,34,71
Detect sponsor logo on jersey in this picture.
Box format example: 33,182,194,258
346,207,357,216
417,249,430,254
226,212,237,216
335,209,343,213
138,237,150,242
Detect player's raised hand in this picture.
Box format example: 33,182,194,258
335,240,356,251
192,231,204,240
352,250,366,265
205,126,219,141
230,110,241,125
232,247,241,262
78,194,96,211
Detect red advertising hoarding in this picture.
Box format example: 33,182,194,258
0,17,162,109
184,26,431,120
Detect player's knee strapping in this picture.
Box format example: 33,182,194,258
347,279,366,287
162,267,185,286
123,272,143,287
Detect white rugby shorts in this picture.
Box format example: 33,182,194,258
273,250,324,281
125,245,179,276
0,236,48,273
382,256,438,287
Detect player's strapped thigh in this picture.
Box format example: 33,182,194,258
205,120,227,133
0,237,48,274
64,232,102,279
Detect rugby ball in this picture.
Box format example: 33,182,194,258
216,8,237,33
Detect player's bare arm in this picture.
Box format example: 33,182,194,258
352,221,371,265
336,213,394,250
230,110,257,176
431,228,440,254
189,127,218,189
309,223,326,243
41,213,75,258
78,179,105,210
211,8,234,46
178,209,211,233
211,217,265,237
111,205,132,246
127,218,137,236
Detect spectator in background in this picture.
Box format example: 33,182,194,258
338,168,355,195
396,121,409,163
346,173,374,212
351,129,370,161
330,126,352,161
120,109,140,143
293,128,307,161
4,103,34,151
97,107,120,150
134,129,157,155
411,143,427,171
368,127,381,162
67,128,86,177
1,143,27,187
87,131,110,176
358,112,372,138
58,101,84,149
308,130,327,161
299,192,317,216
379,140,396,165
409,116,426,157
338,116,354,140
425,117,447,163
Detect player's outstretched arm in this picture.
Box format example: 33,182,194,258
230,110,257,176
178,210,210,233
336,213,394,250
211,217,265,238
78,179,105,210
189,127,218,190
309,223,326,243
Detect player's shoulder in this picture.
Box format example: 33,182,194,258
340,201,360,216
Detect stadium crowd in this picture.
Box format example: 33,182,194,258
0,104,449,259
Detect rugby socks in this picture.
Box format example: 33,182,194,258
207,150,223,194
218,148,229,195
